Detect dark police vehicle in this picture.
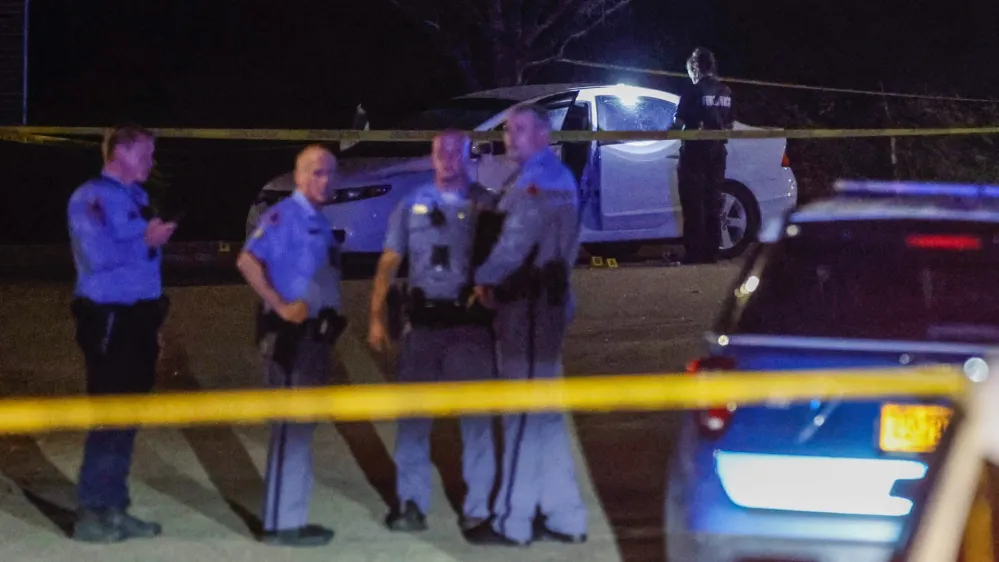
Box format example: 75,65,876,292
667,180,999,562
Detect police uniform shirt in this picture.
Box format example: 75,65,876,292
384,182,493,301
474,149,579,288
675,75,734,138
244,190,342,316
67,173,162,305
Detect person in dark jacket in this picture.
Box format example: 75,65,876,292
673,47,734,264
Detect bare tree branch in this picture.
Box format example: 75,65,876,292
530,0,624,49
489,0,505,36
524,0,580,45
522,0,634,73
387,0,440,31
385,0,635,89
385,0,489,89
502,0,524,37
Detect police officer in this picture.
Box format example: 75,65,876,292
463,104,588,547
367,130,498,533
67,124,175,542
237,145,346,547
673,47,734,264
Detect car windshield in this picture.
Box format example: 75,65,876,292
718,219,999,343
339,97,517,158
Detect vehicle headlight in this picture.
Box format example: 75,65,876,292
327,185,391,204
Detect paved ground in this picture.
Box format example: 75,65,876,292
0,258,743,562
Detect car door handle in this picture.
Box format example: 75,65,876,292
667,154,680,159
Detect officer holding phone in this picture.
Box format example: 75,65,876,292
67,124,175,543
237,144,346,547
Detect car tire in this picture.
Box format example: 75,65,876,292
716,181,760,260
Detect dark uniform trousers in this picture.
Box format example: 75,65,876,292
491,295,587,541
71,296,167,510
259,330,333,532
678,141,727,263
394,323,496,519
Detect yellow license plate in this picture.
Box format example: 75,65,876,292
879,404,953,453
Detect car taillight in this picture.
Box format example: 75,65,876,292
905,234,981,251
687,356,737,438
781,152,791,167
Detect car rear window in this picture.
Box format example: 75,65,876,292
717,219,999,343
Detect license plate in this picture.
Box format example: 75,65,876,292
879,404,953,453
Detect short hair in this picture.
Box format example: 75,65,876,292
688,47,717,75
102,123,155,163
434,129,471,155
508,103,551,130
296,144,334,167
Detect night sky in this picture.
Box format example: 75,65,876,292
2,0,997,244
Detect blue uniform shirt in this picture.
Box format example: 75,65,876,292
475,148,581,287
244,190,342,316
384,182,495,301
67,173,162,304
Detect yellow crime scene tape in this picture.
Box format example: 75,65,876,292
3,125,999,144
557,58,999,104
0,366,965,434
4,59,997,146
0,129,98,147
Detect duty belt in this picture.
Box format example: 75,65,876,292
256,306,347,344
406,289,493,329
493,259,570,306
72,295,171,325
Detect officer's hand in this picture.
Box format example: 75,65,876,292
367,319,391,353
474,285,496,309
145,218,177,248
278,300,309,324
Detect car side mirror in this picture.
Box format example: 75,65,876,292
471,141,493,156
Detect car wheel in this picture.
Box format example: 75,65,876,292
716,181,760,260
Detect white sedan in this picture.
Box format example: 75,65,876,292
246,83,798,259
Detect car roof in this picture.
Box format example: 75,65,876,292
455,83,610,102
791,180,999,224
758,180,999,242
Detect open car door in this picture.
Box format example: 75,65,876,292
470,91,583,193
589,87,682,235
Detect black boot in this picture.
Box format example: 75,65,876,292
385,500,428,532
106,507,162,539
72,508,161,543
260,524,335,547
462,519,528,547
533,517,587,544
73,509,126,543
459,514,488,532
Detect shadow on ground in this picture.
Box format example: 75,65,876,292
0,436,78,537
575,411,682,562
155,328,266,537
326,342,471,524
